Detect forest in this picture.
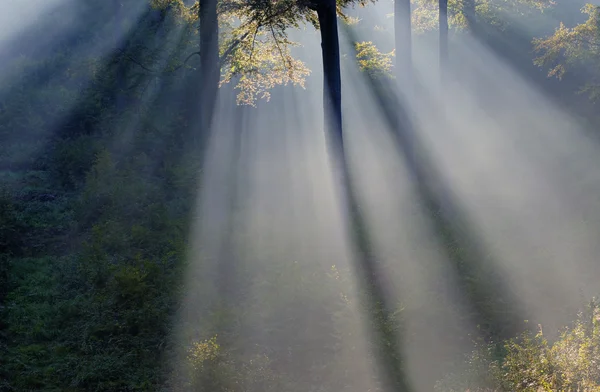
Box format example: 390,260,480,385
2,0,600,390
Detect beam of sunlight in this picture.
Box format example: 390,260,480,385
168,74,383,391
413,35,600,333
0,0,150,166
349,1,600,337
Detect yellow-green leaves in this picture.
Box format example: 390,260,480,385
220,24,310,105
354,41,394,78
436,300,600,392
215,0,316,105
534,4,600,100
188,336,221,371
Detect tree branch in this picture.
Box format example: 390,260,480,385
220,32,250,67
269,25,292,73
122,1,296,79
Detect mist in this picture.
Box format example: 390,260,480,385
2,0,600,390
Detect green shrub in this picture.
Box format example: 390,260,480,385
436,299,600,392
184,335,282,392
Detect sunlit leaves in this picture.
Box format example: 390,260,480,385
217,0,381,104
213,0,316,105
220,22,310,105
185,335,281,392
534,4,600,100
188,336,221,371
354,41,394,78
436,300,600,392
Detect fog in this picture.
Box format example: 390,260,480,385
2,0,600,390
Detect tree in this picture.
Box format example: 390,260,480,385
314,0,344,139
439,0,449,80
395,0,413,86
534,4,600,101
410,0,551,34
199,0,220,143
463,0,476,31
312,3,417,391
354,41,395,78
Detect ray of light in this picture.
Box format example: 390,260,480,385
0,0,152,165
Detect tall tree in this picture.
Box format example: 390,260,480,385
463,0,476,32
534,4,600,102
439,0,449,81
198,0,220,145
394,0,412,87
315,0,343,139
315,4,414,392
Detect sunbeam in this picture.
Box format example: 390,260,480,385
3,0,600,391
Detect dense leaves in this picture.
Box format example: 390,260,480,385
354,41,395,78
436,301,600,391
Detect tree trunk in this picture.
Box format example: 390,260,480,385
198,0,220,146
317,5,413,392
394,0,412,88
463,0,476,33
439,0,449,82
316,0,343,146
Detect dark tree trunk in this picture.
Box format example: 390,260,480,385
316,1,343,145
439,0,449,82
394,0,412,88
317,6,413,392
198,0,220,145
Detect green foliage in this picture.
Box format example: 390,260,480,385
1,7,197,386
220,19,311,105
217,0,380,104
534,4,600,100
184,335,281,392
0,169,77,390
436,299,600,392
354,41,395,78
4,148,192,391
0,188,22,318
52,136,102,189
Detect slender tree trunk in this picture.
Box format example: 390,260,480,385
394,0,412,88
463,0,476,33
439,0,449,82
318,7,413,392
393,0,415,187
198,0,219,146
316,1,343,145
